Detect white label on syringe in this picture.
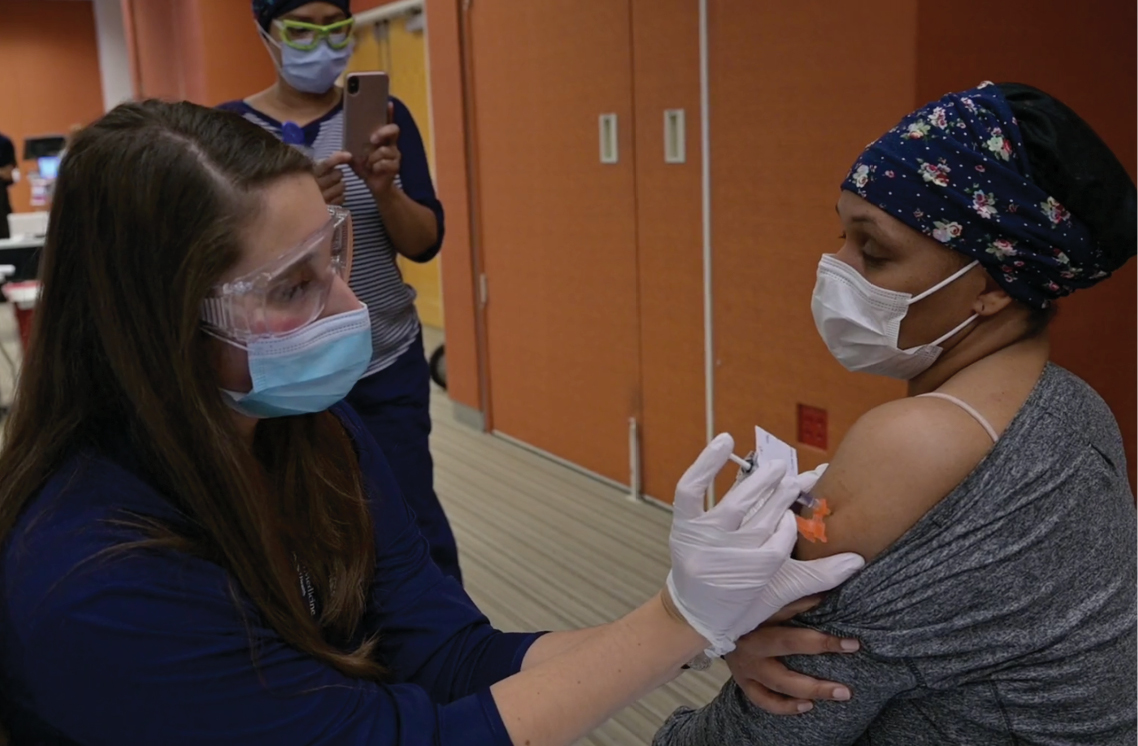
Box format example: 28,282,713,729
754,425,798,476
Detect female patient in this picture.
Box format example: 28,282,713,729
655,82,1137,744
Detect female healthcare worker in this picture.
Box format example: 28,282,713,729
0,101,864,745
219,0,464,584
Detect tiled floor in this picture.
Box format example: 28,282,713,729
421,326,727,744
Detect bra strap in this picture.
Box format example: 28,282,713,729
917,392,999,443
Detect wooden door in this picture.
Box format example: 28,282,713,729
471,0,641,485
629,0,706,503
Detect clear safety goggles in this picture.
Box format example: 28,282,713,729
274,17,355,51
201,205,353,343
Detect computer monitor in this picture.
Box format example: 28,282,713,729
22,135,66,161
37,156,60,180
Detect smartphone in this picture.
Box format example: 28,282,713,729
343,72,390,158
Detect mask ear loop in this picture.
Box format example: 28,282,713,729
256,22,285,75
929,312,979,347
908,260,981,304
909,260,983,347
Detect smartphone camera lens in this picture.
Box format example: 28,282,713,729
347,77,359,95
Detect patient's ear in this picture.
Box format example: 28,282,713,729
973,273,1014,317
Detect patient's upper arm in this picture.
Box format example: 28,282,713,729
797,398,992,563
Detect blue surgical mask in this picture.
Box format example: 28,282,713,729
262,29,355,95
222,306,372,418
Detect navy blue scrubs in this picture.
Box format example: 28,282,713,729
0,404,541,744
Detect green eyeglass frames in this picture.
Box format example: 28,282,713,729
275,18,355,51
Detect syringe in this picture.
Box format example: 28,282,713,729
728,452,823,512
727,452,753,473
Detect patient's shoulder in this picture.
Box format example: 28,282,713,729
797,396,993,563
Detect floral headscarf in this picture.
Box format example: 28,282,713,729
843,82,1110,309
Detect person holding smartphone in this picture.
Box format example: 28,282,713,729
220,0,461,583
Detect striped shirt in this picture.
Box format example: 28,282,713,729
217,97,444,375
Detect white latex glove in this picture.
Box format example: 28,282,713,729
666,433,802,658
796,463,828,493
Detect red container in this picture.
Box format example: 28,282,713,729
12,305,34,351
2,281,40,353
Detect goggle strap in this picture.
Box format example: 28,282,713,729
201,323,247,351
201,297,231,330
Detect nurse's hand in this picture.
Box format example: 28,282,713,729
665,434,799,657
727,596,859,715
315,152,352,206
666,435,864,658
796,462,828,493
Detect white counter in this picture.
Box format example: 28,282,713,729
0,236,46,251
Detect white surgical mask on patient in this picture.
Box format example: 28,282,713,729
811,254,980,380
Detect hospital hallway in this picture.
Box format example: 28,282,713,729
419,327,728,744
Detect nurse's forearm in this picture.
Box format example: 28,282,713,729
374,188,438,259
520,627,606,669
492,592,705,746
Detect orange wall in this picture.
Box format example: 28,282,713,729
0,1,105,214
917,0,1137,490
710,0,915,492
124,0,275,106
197,0,277,105
354,0,407,11
123,0,205,101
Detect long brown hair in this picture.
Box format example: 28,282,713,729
0,100,384,680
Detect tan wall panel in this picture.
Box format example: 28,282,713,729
709,0,915,493
916,0,1137,491
352,14,446,330
347,23,384,73
387,15,445,330
472,0,641,483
